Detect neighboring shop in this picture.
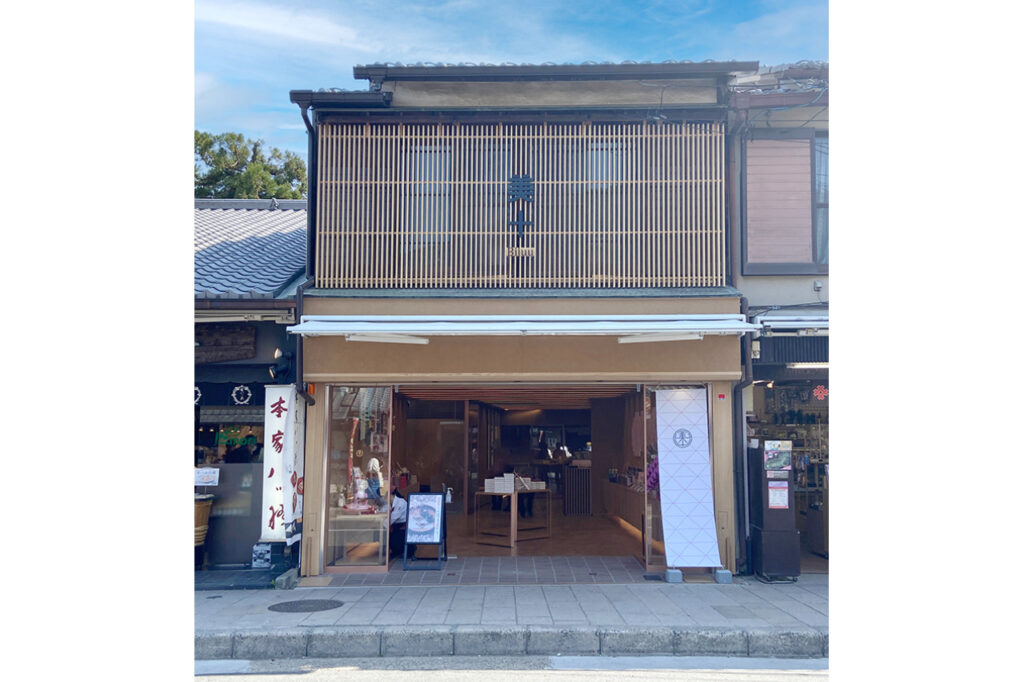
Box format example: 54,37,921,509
194,322,300,570
193,199,307,575
746,319,829,572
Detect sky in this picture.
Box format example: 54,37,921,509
195,0,828,159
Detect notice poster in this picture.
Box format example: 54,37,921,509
252,543,272,568
654,388,722,568
764,440,793,471
194,468,220,486
405,493,444,545
768,481,789,509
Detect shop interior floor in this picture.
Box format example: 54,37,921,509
311,554,652,587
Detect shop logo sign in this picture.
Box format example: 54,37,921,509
507,174,535,248
673,428,693,449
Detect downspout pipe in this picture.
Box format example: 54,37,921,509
732,297,753,574
295,102,317,407
294,276,315,406
299,103,317,276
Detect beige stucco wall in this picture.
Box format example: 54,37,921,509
304,333,740,383
300,296,743,383
385,79,719,108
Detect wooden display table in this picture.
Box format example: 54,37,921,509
473,489,551,548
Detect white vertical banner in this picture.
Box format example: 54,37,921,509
260,385,295,542
284,397,305,546
655,387,722,568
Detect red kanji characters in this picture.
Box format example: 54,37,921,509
271,430,284,453
270,397,288,418
267,504,284,530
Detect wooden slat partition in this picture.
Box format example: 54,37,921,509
316,121,725,289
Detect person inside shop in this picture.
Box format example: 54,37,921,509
505,462,534,519
365,457,384,507
388,483,416,560
225,441,256,463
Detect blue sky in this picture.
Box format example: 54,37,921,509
195,0,828,159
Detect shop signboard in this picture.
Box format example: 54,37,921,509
260,385,304,545
403,492,447,570
655,388,722,568
405,493,444,545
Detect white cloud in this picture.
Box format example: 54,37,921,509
195,0,377,51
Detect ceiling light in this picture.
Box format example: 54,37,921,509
346,334,429,345
786,362,829,369
617,332,704,344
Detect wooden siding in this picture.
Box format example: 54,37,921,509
315,121,725,289
746,139,812,263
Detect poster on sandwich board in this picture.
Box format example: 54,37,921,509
405,493,444,545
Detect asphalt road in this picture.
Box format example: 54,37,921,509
196,655,829,680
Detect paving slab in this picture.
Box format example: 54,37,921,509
195,572,828,660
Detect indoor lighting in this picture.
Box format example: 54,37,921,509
269,351,293,381
617,332,704,344
785,362,829,369
345,334,429,345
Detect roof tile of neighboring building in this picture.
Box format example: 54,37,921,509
194,199,307,299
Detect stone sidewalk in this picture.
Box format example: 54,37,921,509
195,574,828,660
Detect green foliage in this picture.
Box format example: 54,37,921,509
195,131,307,199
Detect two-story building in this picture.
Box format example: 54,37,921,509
194,198,307,583
288,61,763,579
728,63,829,573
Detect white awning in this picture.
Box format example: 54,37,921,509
754,314,829,336
288,314,760,345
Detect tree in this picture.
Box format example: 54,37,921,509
195,131,307,199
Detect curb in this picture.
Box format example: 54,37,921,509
195,625,828,660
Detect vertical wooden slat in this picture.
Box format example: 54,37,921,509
316,120,725,289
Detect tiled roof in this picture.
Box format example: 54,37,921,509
731,61,828,94
354,59,751,68
194,199,307,299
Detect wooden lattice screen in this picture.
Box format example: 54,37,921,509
316,121,724,288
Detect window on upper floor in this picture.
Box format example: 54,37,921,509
406,144,451,242
743,129,828,275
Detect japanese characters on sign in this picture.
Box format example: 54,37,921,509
261,385,305,545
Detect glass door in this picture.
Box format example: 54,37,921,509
324,386,393,569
